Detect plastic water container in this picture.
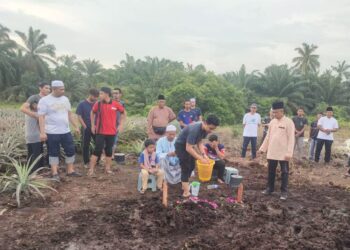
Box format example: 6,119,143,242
196,159,215,182
229,175,243,188
190,181,200,196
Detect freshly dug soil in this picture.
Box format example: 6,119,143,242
0,156,349,250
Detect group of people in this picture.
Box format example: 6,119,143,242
20,80,349,201
240,104,340,165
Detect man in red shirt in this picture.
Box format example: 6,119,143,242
88,87,125,175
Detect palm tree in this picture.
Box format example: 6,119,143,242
15,27,56,77
57,55,82,71
331,60,350,81
258,64,312,112
0,24,17,89
80,59,103,78
292,43,320,76
222,64,258,89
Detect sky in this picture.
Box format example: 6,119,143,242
1,0,350,73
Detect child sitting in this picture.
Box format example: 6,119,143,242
204,134,226,184
139,139,164,194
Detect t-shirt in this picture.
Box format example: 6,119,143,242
177,110,195,128
243,113,261,137
92,100,125,135
317,117,339,141
204,143,225,161
37,94,71,134
25,94,42,143
116,100,125,128
292,116,308,137
138,152,159,165
262,117,271,134
310,120,319,139
191,108,202,122
175,123,208,146
76,100,95,128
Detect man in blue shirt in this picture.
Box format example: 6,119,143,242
76,88,99,168
178,100,196,129
190,98,202,122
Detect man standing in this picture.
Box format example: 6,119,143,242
76,88,99,168
38,80,81,181
190,98,202,122
88,87,125,175
261,109,274,145
292,107,308,160
147,95,176,141
175,115,220,197
112,88,126,153
178,100,196,129
242,103,261,160
259,101,295,200
308,113,322,161
20,82,51,172
156,125,181,185
315,107,339,164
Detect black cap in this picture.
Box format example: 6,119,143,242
158,94,165,100
100,87,112,96
326,106,333,111
272,101,284,110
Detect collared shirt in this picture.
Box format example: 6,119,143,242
317,116,339,141
260,116,295,161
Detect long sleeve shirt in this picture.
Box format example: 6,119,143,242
259,116,295,161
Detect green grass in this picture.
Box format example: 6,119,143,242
0,102,21,110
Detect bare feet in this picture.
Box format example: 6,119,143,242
88,168,95,176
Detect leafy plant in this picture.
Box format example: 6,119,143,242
130,140,144,155
0,155,57,207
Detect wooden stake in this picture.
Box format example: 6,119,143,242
236,183,244,203
162,181,168,207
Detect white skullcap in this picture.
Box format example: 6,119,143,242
166,124,177,132
51,80,64,87
190,98,196,102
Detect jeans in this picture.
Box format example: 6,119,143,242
309,138,317,160
175,143,195,182
315,139,333,163
294,136,304,159
267,160,289,193
241,136,257,159
81,128,95,164
47,133,75,165
27,142,44,173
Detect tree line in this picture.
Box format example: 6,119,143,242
1,24,350,123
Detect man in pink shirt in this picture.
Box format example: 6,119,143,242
259,101,295,200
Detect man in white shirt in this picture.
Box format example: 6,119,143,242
241,103,261,159
38,80,81,181
315,106,339,164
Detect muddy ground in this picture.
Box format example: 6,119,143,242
1,125,350,250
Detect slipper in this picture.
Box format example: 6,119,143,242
67,172,82,177
105,170,113,175
52,174,60,182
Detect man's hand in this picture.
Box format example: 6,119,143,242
285,155,292,161
40,132,47,142
118,125,124,133
199,157,210,164
167,152,176,157
91,126,96,134
74,127,81,136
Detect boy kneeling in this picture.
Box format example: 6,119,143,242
139,139,164,194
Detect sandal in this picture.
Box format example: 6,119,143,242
67,172,82,177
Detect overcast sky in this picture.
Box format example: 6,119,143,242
1,0,349,73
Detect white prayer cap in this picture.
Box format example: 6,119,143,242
51,80,64,87
190,98,196,102
166,124,177,132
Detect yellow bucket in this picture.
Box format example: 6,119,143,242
196,159,215,182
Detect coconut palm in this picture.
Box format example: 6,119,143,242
15,27,56,77
292,43,320,76
57,55,82,71
0,24,17,89
331,60,350,81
